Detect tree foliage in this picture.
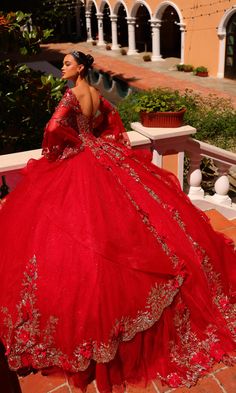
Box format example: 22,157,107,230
0,60,66,154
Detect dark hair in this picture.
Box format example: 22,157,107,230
70,51,94,76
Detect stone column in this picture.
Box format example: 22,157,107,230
150,19,163,61
110,15,119,50
179,23,186,64
126,17,137,55
217,31,226,78
85,11,93,42
96,13,105,46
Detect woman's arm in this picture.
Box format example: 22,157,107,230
42,91,83,161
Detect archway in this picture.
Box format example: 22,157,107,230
103,3,112,43
90,2,98,40
117,4,128,47
160,6,180,58
135,4,151,52
224,12,236,79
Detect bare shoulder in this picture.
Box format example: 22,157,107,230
71,86,85,101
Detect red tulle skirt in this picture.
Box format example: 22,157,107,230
0,139,235,392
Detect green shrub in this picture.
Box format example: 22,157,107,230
117,88,236,151
132,88,186,113
0,10,53,56
0,60,66,154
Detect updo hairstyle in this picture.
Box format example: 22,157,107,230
70,51,94,77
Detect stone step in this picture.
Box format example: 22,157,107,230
205,209,236,244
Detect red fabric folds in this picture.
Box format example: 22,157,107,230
0,89,235,392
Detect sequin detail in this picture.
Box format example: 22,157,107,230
1,256,184,372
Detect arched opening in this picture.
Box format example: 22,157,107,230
135,4,152,52
224,12,236,79
160,6,180,58
91,3,98,40
103,3,112,43
117,4,128,47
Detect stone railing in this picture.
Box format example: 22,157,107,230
0,127,236,218
130,122,236,219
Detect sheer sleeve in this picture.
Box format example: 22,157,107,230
92,96,125,141
42,90,83,161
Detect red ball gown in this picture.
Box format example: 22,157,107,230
0,89,235,391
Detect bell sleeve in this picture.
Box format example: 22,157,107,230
42,91,83,161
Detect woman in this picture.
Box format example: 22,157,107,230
0,51,235,392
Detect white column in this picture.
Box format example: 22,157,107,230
110,15,119,50
179,23,186,64
96,13,105,46
150,19,163,61
126,17,137,55
85,11,93,42
217,31,226,78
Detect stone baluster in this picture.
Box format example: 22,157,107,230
212,163,232,206
187,153,204,198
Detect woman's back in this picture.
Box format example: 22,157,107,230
71,84,100,118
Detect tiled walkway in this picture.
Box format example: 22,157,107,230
19,362,236,393
5,43,236,392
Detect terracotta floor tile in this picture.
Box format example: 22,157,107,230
220,227,236,243
19,371,67,393
127,382,157,393
204,209,232,231
48,386,70,393
152,379,172,393
210,362,227,373
68,379,97,393
213,365,236,393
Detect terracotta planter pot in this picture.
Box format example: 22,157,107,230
196,71,208,77
140,108,186,128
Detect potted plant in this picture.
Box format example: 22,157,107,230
120,48,127,55
176,63,184,71
183,64,194,72
143,54,151,62
194,66,208,77
134,88,186,128
106,44,111,50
